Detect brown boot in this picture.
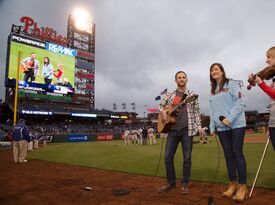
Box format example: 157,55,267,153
222,181,238,198
232,184,249,202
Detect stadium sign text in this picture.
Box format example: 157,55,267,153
20,110,53,115
18,90,72,103
20,16,69,45
69,134,88,142
96,134,114,141
46,43,76,57
12,35,46,48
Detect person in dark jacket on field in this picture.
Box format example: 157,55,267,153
142,126,148,145
12,119,30,163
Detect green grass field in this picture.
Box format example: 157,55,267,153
8,41,75,85
28,134,275,189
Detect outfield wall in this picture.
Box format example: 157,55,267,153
50,132,122,143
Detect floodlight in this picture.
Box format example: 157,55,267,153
71,8,93,34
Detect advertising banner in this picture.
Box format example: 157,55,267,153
69,134,88,142
96,134,114,141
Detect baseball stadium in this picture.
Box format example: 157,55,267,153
0,10,275,205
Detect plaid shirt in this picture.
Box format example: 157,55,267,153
159,89,202,136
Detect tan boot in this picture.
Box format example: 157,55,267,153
222,181,238,198
232,184,249,202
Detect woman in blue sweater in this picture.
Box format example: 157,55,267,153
42,56,53,85
209,63,248,202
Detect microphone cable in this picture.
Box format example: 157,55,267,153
181,133,233,205
149,133,166,182
142,132,234,205
180,133,222,203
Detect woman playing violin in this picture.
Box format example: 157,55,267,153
248,46,275,150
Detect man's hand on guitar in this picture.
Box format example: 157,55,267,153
197,128,203,136
21,62,31,72
161,110,168,122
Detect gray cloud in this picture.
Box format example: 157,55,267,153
0,0,275,116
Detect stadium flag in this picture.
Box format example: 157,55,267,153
113,103,117,110
155,95,161,101
160,88,167,95
147,107,159,113
121,103,126,110
130,102,135,110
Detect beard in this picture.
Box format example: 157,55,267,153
177,81,186,87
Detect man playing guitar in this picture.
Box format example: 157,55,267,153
21,52,40,82
157,71,203,194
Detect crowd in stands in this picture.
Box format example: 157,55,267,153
0,118,157,142
0,123,12,142
29,120,148,135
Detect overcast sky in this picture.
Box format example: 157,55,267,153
0,0,275,116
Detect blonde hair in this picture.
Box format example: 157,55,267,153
267,46,275,58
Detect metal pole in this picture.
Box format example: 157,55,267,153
13,51,21,126
249,131,270,198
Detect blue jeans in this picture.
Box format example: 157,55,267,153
164,127,193,186
217,127,247,184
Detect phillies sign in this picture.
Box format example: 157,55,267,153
20,16,69,45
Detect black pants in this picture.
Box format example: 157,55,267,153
24,70,35,82
44,78,52,85
268,127,275,150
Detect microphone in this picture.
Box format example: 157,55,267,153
219,116,231,129
219,116,225,122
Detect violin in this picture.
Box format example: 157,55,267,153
247,65,275,90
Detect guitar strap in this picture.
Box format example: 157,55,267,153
29,58,35,67
181,93,188,102
172,92,187,106
176,93,188,112
172,93,188,114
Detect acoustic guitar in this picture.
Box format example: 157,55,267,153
20,62,33,73
157,94,198,133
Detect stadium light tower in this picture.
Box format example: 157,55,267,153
67,8,95,52
67,8,95,109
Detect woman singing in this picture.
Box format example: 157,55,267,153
209,63,248,202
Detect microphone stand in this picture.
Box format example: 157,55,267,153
249,131,270,198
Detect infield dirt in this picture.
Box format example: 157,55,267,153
1,149,274,205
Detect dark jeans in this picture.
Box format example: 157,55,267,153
268,127,275,150
23,70,35,82
217,127,247,184
164,127,193,186
44,78,52,85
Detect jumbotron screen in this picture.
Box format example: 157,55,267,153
6,34,76,94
